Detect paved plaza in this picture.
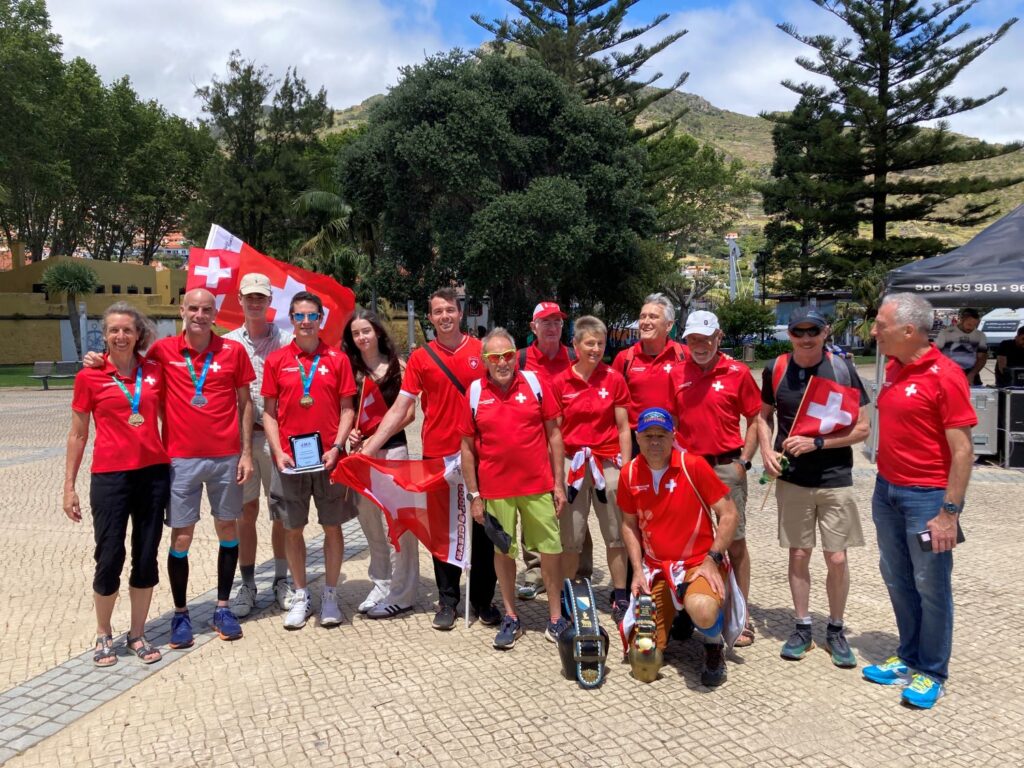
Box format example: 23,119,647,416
0,383,1022,767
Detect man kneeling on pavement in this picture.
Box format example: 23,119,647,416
618,407,744,686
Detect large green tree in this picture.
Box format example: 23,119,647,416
339,51,664,337
187,51,332,254
778,0,1022,266
473,0,688,133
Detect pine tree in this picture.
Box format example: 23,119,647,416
779,0,1022,265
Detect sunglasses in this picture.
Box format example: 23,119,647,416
482,350,516,363
790,326,822,338
291,312,321,322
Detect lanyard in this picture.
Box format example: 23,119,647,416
111,364,143,415
183,350,214,396
296,354,322,399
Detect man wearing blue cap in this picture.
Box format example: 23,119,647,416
617,407,741,687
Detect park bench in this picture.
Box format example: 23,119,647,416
29,360,81,390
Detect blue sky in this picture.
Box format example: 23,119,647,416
47,0,1024,143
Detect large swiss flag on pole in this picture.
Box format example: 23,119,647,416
789,376,861,437
332,453,471,569
186,224,356,346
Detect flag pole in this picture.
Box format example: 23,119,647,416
464,512,472,629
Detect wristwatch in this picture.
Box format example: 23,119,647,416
333,443,345,453
941,501,961,515
738,459,753,471
813,437,825,450
706,550,725,566
467,491,481,502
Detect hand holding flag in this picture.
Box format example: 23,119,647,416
789,376,861,438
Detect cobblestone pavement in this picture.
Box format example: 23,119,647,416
1,386,1022,767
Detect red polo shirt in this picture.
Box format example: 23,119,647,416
401,336,485,457
71,355,169,473
617,450,727,569
612,340,689,428
552,363,629,456
520,342,573,384
147,332,255,459
262,340,357,460
876,345,977,488
669,354,761,456
458,372,560,499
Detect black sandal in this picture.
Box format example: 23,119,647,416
126,635,162,665
93,634,117,667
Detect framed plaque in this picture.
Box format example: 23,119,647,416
288,432,324,473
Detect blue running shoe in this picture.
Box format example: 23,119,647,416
902,673,944,709
169,611,194,649
544,617,570,643
493,615,523,650
862,656,911,686
212,607,243,641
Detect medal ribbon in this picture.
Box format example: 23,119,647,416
183,350,214,398
111,364,143,417
296,354,321,400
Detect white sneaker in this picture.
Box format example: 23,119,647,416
320,594,344,627
357,585,387,614
283,591,312,629
274,578,295,611
230,583,256,618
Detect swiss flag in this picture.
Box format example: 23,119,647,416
790,376,860,437
187,225,356,346
357,376,389,436
332,453,470,569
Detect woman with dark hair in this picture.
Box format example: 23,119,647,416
342,308,420,618
63,302,170,666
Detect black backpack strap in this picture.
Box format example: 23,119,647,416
422,343,467,396
519,348,527,369
567,346,577,363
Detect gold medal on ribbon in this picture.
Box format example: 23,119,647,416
300,394,315,408
128,413,145,427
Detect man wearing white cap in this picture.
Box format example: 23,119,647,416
225,273,295,617
668,310,761,647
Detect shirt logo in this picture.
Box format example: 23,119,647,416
929,365,940,374
712,381,724,392
469,357,480,369
210,362,222,373
597,387,609,399
478,397,495,406
662,363,673,373
631,366,647,373
563,392,581,400
905,384,918,397
679,381,694,390
631,484,650,492
514,392,527,404
665,479,678,493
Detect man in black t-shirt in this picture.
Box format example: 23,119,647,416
758,308,871,670
996,327,1024,387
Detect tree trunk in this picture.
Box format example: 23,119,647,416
67,293,82,359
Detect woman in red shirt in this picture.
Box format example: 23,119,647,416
63,303,170,667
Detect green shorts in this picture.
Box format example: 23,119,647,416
487,492,562,559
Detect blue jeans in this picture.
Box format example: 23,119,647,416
871,475,955,682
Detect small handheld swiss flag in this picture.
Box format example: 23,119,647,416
790,376,860,437
357,376,389,436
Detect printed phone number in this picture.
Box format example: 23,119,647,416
915,283,1024,293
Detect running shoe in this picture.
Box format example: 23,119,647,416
901,673,944,709
493,615,524,650
780,622,814,660
862,656,911,686
169,611,194,649
825,623,857,668
230,583,256,618
211,607,243,641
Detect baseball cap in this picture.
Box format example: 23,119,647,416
636,407,674,433
788,307,827,331
532,302,566,321
239,273,272,297
683,310,719,337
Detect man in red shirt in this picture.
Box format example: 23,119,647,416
360,288,498,631
263,291,357,630
669,310,761,646
618,407,740,687
461,327,567,649
863,293,976,709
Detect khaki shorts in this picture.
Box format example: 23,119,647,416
713,461,748,541
242,432,283,520
776,480,864,551
561,459,624,553
270,468,358,531
488,493,562,560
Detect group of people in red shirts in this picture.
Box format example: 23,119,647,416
64,283,973,709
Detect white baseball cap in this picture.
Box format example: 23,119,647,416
683,310,719,337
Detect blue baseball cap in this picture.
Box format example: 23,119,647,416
637,407,674,433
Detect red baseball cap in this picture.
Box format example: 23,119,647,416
532,302,566,321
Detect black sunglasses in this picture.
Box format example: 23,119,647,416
790,326,822,338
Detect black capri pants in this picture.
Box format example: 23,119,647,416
89,463,170,596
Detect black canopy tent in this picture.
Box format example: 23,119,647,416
886,204,1024,308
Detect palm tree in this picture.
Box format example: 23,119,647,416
42,259,99,359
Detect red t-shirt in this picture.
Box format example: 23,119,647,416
261,340,357,460
612,340,689,428
458,372,561,499
552,363,629,456
617,450,727,570
876,345,977,488
401,336,485,457
520,342,573,385
71,355,170,473
669,354,761,456
147,333,255,459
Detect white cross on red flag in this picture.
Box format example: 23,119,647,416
357,376,390,436
185,225,356,346
789,375,860,437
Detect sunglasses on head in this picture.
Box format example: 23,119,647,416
292,312,321,322
482,350,516,363
790,326,822,338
